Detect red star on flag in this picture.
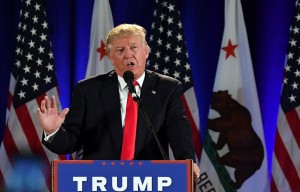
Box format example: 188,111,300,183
97,40,106,60
222,39,238,59
84,0,114,78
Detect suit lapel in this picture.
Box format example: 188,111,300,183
135,71,159,156
101,72,123,153
101,71,160,158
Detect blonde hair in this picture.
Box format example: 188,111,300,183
106,24,150,54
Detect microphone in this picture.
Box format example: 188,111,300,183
123,71,138,99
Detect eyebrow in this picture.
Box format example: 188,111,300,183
114,42,139,48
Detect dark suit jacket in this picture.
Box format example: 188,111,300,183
43,70,195,160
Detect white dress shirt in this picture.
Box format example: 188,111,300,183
118,72,145,127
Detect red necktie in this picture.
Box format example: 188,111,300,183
121,81,139,160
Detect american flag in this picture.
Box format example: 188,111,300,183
271,1,300,191
0,0,66,191
147,0,201,162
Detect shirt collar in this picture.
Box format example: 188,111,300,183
118,71,145,90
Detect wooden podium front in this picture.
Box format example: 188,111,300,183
52,160,194,192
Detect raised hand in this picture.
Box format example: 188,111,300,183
193,162,200,180
37,95,69,135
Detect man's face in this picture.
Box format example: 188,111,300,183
108,35,149,79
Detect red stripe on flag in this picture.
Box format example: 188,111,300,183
271,176,279,192
285,109,300,148
180,95,202,160
59,155,67,160
0,169,4,187
2,126,19,162
15,104,49,165
36,93,67,188
274,129,300,191
15,103,52,189
36,93,46,107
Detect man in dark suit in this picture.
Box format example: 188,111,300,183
37,24,200,178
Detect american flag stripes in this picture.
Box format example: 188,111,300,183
271,1,300,191
0,0,66,190
147,0,201,162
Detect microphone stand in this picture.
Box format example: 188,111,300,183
132,95,168,160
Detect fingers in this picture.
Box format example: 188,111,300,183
40,98,46,113
45,95,51,110
51,95,57,109
193,163,200,180
59,108,70,118
36,107,42,116
38,95,58,114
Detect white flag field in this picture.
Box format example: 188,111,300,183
85,0,114,78
198,0,270,191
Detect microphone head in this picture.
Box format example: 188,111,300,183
123,71,134,82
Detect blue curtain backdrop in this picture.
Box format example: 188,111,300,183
0,0,296,176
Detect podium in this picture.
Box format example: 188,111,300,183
52,160,194,192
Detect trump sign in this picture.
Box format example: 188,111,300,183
52,160,193,192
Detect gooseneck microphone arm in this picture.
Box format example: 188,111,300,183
134,97,168,160
123,71,168,160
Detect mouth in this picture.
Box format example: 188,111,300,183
126,62,135,68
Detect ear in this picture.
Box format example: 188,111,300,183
107,51,113,61
144,45,150,59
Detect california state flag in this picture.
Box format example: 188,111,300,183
198,0,270,191
85,0,114,77
73,0,114,160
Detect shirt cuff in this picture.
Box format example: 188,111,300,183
43,129,59,141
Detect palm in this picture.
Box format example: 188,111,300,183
37,95,69,134
39,108,64,133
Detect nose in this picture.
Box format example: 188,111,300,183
124,47,133,59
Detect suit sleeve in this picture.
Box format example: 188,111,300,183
165,81,196,161
42,82,85,154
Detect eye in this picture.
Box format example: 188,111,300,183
116,48,124,53
131,45,138,50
